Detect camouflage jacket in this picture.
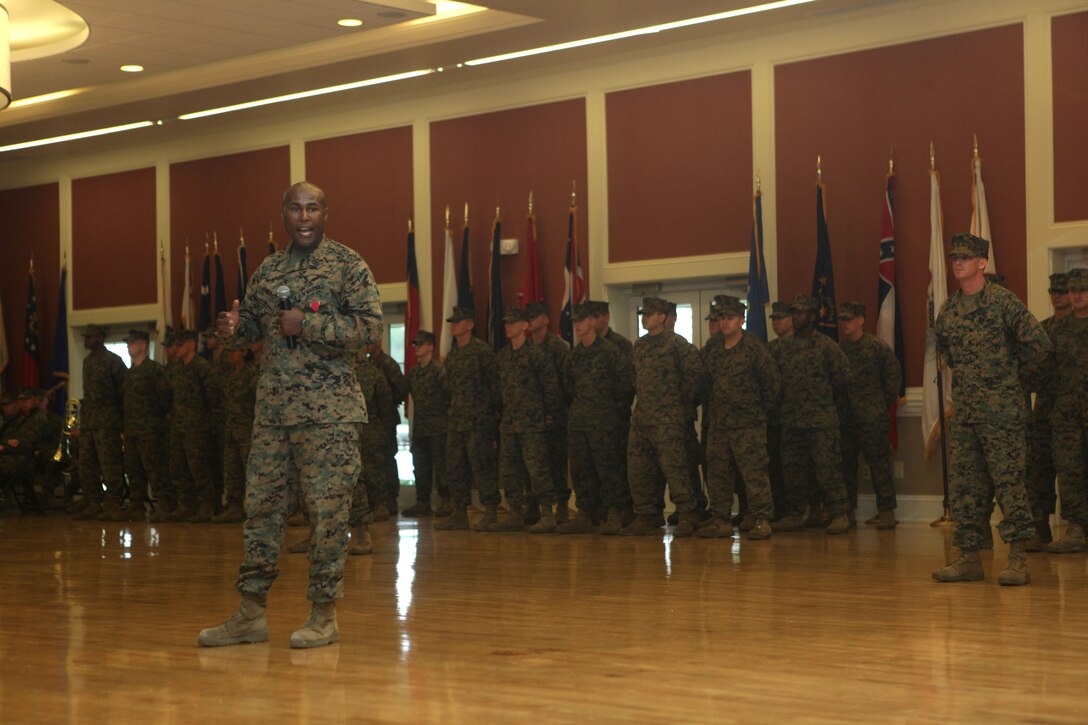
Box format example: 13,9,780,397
170,356,215,433
704,332,781,428
563,335,634,431
446,336,501,431
122,358,171,437
1045,315,1088,427
772,332,850,429
936,282,1051,425
81,346,126,430
371,349,409,411
354,355,392,427
839,332,901,425
604,327,633,360
407,358,448,438
224,361,259,434
534,333,571,419
631,330,706,429
497,341,560,433
1031,314,1065,423
230,237,382,426
206,355,231,431
766,336,787,426
1,410,55,458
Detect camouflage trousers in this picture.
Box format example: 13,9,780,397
383,425,400,511
222,424,253,506
569,426,631,514
78,427,125,500
236,423,360,603
446,425,498,509
767,423,786,520
0,453,37,504
706,425,772,521
500,429,555,508
1026,420,1057,520
123,432,171,505
171,429,217,507
685,420,708,510
628,423,697,516
841,420,897,512
948,420,1033,550
779,426,848,517
1051,426,1088,528
547,421,571,505
351,422,387,525
410,434,448,503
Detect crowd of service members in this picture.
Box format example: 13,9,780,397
2,268,1081,558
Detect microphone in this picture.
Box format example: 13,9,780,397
276,285,298,349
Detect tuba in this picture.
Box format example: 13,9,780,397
53,398,81,466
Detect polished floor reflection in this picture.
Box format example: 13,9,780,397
2,513,1087,723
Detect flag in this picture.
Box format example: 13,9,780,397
970,148,996,273
877,170,905,451
159,242,173,341
457,220,474,310
519,203,542,306
199,243,211,336
439,221,458,358
559,200,585,345
746,190,770,342
405,222,421,373
50,266,69,415
923,166,952,460
236,232,248,303
812,182,838,340
267,229,277,258
180,245,195,331
22,259,41,387
0,284,8,377
486,213,504,351
213,237,227,318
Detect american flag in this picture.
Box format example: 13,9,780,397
877,169,905,450
559,196,584,346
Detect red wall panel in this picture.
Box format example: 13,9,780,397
306,126,414,287
606,71,753,263
0,184,60,391
169,146,290,329
775,24,1025,386
430,99,588,336
72,167,157,310
1053,11,1088,223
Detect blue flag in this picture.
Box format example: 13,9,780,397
486,215,504,351
812,182,838,340
50,267,69,415
457,223,474,310
746,191,770,342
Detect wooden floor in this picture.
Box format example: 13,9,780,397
2,512,1087,724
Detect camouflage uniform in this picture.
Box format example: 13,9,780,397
1026,313,1063,522
122,356,173,506
352,355,392,521
0,405,52,509
445,335,501,510
206,351,231,501
222,359,259,508
935,279,1050,549
407,357,449,506
839,330,902,513
496,338,560,508
371,349,407,510
229,236,382,604
532,330,572,506
772,330,851,518
766,336,787,519
628,321,706,516
1046,311,1088,530
563,335,634,515
79,345,127,501
169,352,218,510
704,332,781,521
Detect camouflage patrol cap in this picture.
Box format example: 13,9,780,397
1066,268,1088,291
714,295,746,317
503,305,529,323
770,301,791,319
0,391,17,405
445,306,475,323
789,294,816,312
1049,272,1069,294
571,301,595,321
524,301,548,319
948,232,990,258
81,324,107,337
664,300,678,317
638,297,669,315
163,330,177,346
588,300,610,315
837,301,866,320
16,386,38,400
124,329,150,343
411,329,436,345
706,294,732,320
175,329,198,343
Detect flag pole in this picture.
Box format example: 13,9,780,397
929,142,954,527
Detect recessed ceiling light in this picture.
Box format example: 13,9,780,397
0,121,155,154
62,58,90,65
337,18,363,27
120,64,144,73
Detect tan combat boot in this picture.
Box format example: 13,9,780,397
876,509,897,530
1024,517,1052,552
371,503,391,522
694,516,733,539
434,498,453,517
772,514,805,532
556,509,595,534
286,535,312,554
600,508,634,536
490,510,525,532
672,510,700,538
401,501,432,517
472,505,499,532
864,512,881,525
1047,523,1087,554
747,517,773,540
188,500,214,524
211,502,244,524
825,513,850,535
197,595,269,646
528,504,556,534
554,503,570,525
998,541,1030,586
932,550,984,582
349,525,372,555
738,514,755,533
290,602,339,649
434,508,469,530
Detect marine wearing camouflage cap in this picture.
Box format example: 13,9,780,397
948,232,990,258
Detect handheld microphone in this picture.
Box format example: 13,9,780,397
276,285,298,349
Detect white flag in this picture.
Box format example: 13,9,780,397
970,154,996,274
180,245,194,330
439,225,458,358
923,168,952,460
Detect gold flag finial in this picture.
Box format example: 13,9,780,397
213,231,219,255
930,142,936,171
528,190,533,215
889,145,894,175
445,204,450,228
495,200,500,219
408,218,413,233
239,227,245,246
755,175,761,195
817,154,822,183
973,132,979,159
571,179,577,207
160,239,165,258
464,202,469,227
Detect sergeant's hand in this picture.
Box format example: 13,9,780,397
6,439,18,448
218,300,240,338
278,308,304,336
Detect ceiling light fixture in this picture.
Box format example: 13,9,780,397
1,6,10,111
178,68,436,121
337,18,363,27
464,0,817,66
120,64,144,73
8,88,83,109
0,120,156,154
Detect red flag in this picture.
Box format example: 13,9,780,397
519,196,541,306
405,222,420,372
877,169,905,451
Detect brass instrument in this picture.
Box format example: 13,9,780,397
53,398,80,466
